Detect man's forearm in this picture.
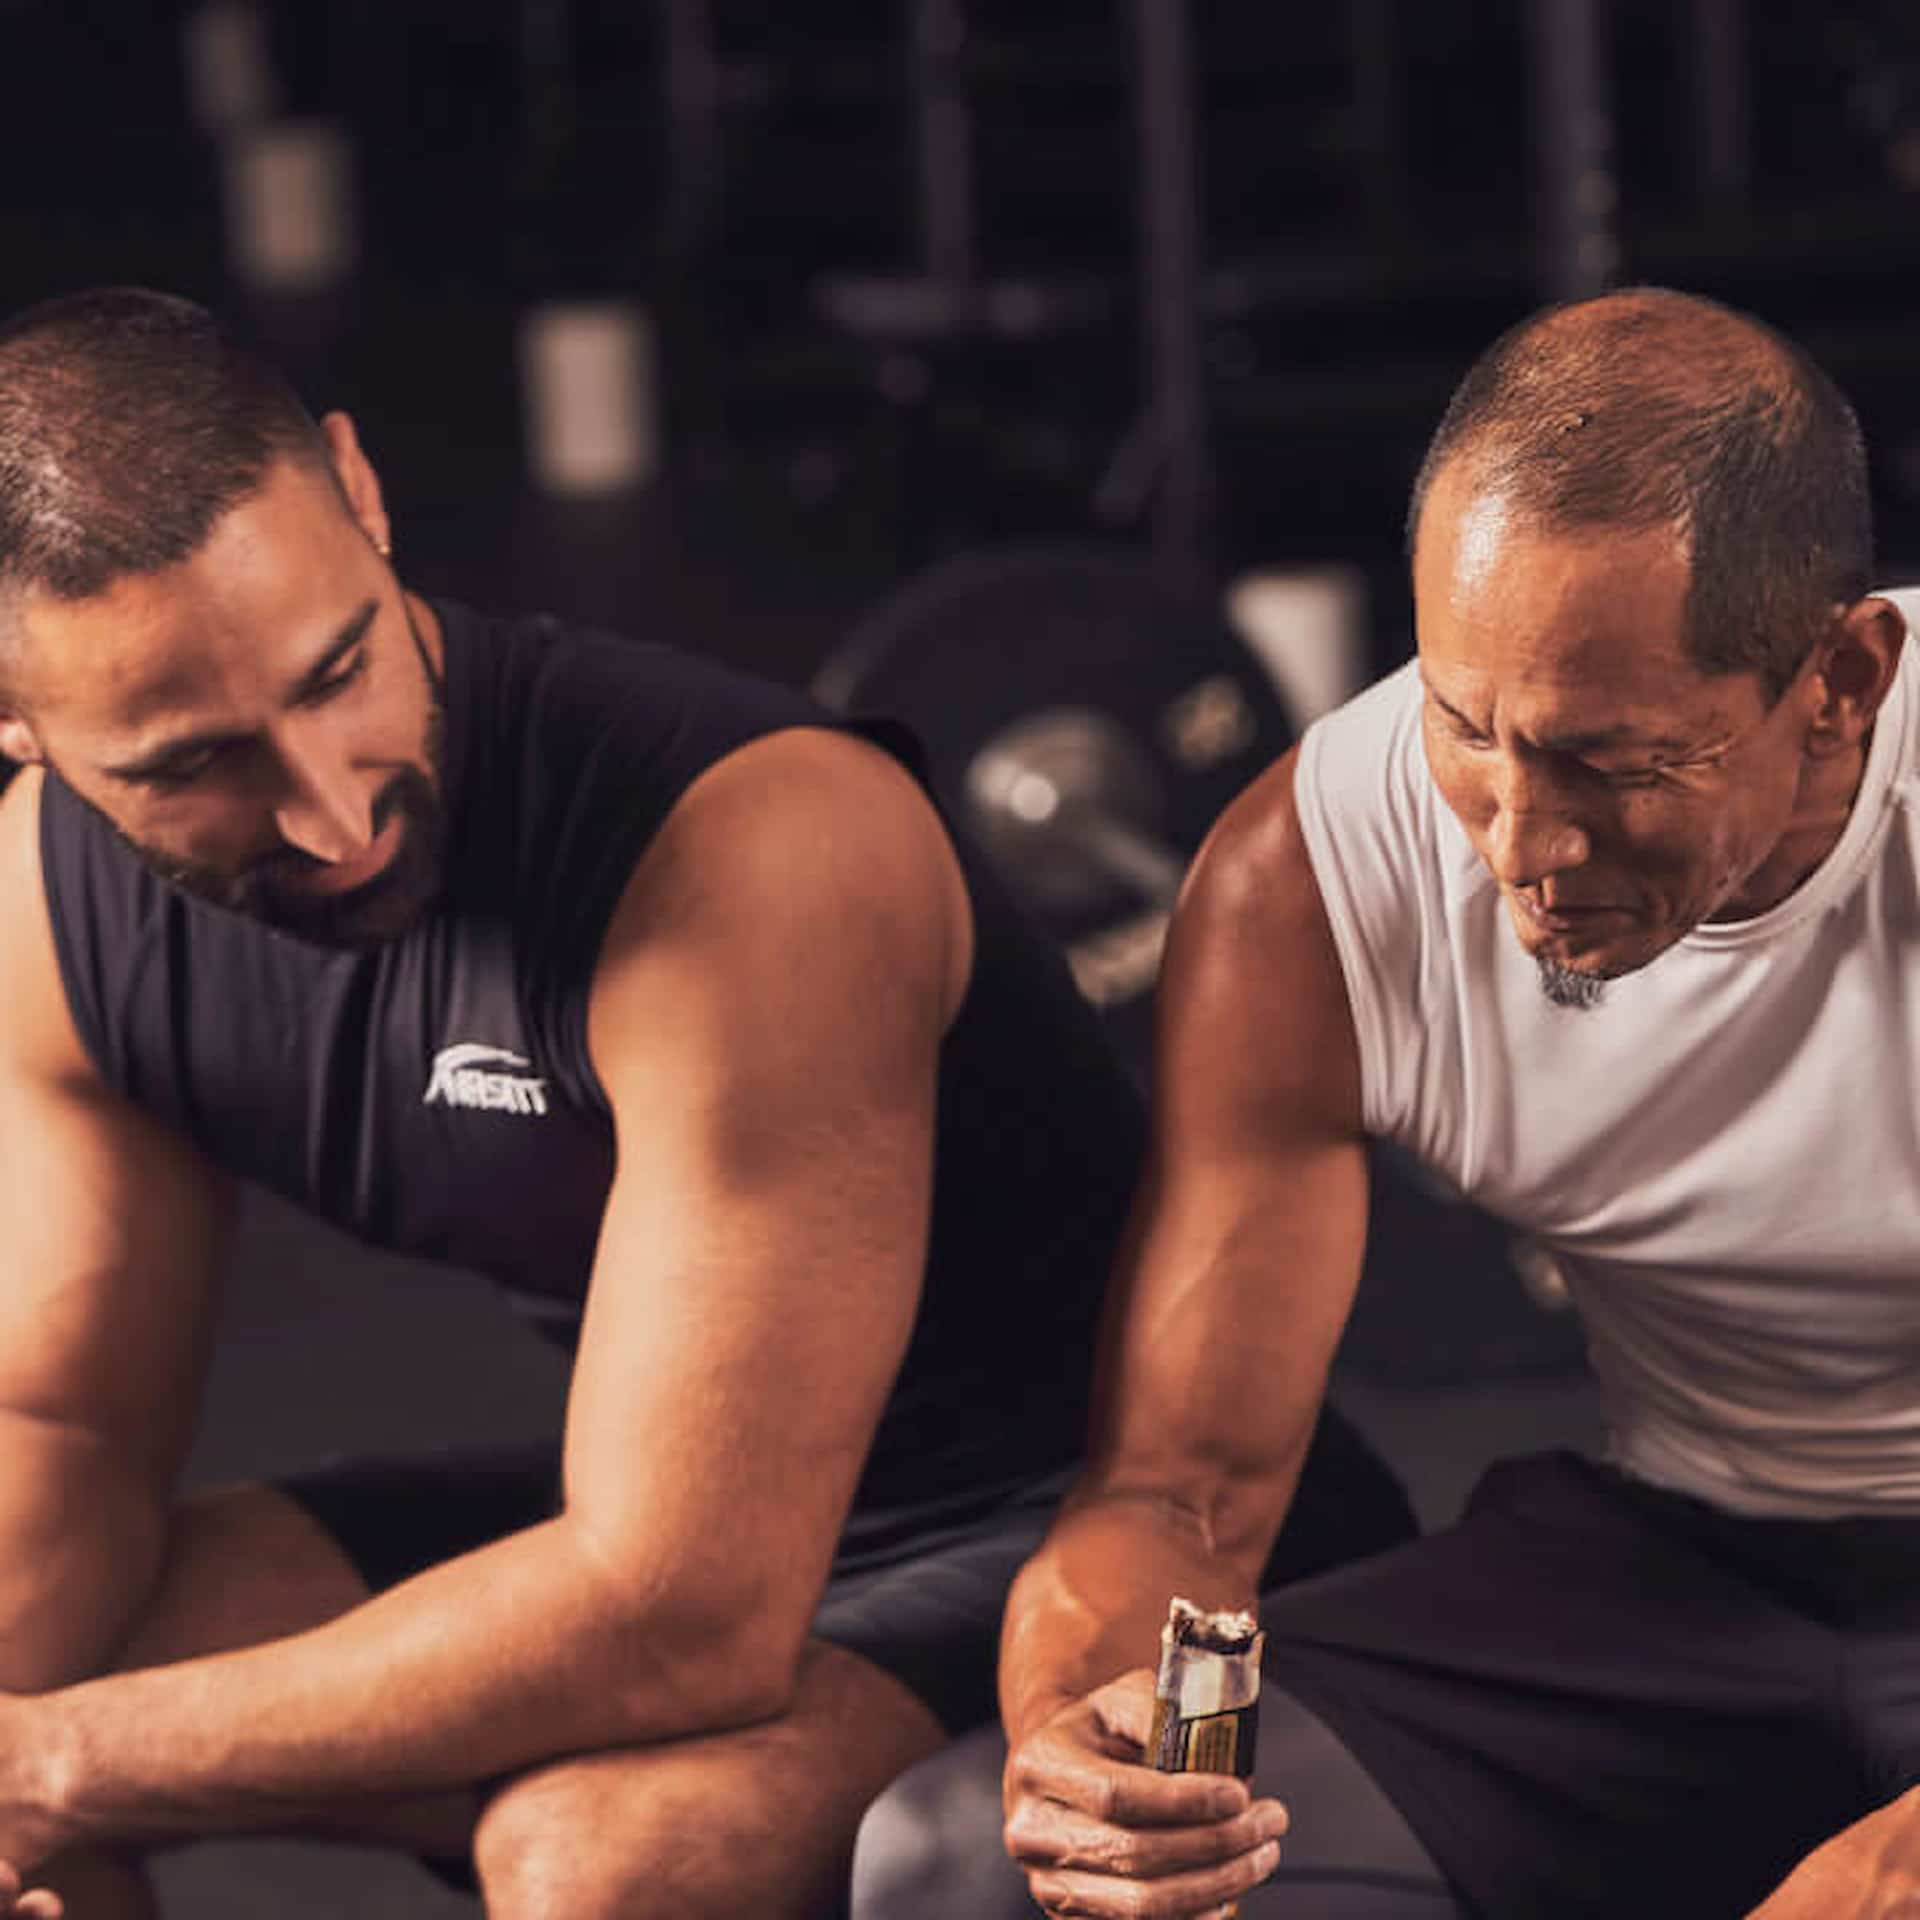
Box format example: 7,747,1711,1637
1745,1788,1920,1918
999,1484,1264,1745
0,1417,168,1693
38,1513,783,1855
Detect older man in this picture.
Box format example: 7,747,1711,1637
0,288,1412,1917
862,286,1920,1920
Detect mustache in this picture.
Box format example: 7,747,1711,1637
241,773,414,891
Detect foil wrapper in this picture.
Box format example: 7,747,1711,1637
1148,1597,1265,1918
1148,1595,1263,1778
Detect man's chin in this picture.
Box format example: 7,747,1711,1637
153,845,439,950
248,866,439,949
1515,922,1686,1003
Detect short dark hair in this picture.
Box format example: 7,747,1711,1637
1407,287,1873,699
0,287,327,609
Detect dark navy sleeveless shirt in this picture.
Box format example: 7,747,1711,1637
39,601,1144,1520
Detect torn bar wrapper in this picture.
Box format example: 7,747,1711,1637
1148,1596,1263,1779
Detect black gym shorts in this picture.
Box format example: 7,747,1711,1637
1257,1449,1920,1920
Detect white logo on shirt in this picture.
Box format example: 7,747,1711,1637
423,1043,550,1117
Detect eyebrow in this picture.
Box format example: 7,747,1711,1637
103,600,380,781
1420,676,1700,758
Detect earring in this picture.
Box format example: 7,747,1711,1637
375,535,393,558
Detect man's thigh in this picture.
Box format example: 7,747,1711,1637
1261,1450,1873,1920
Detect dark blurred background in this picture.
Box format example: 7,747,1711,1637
3,2,1919,1910
7,0,1918,672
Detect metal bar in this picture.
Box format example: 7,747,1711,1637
518,0,576,177
1348,0,1407,237
1128,0,1213,578
659,0,724,264
1524,0,1620,303
907,0,976,289
1687,0,1750,204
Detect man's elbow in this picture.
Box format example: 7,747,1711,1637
0,1436,171,1694
665,1603,805,1733
612,1613,804,1741
584,1553,810,1742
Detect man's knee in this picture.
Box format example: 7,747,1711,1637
472,1767,640,1920
111,1481,369,1676
473,1756,802,1920
850,1722,1031,1920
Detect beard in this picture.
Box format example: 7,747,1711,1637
135,759,446,949
1536,955,1607,1011
65,599,452,951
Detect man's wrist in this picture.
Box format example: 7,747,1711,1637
7,1689,89,1868
1001,1682,1076,1751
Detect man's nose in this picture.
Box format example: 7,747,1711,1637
271,733,376,865
1484,761,1590,889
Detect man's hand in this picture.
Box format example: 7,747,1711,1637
1747,1788,1920,1919
1002,1669,1287,1919
0,1861,59,1920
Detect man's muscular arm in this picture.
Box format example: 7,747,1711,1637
1746,1789,1920,1919
997,748,1370,1920
0,770,228,1697
17,729,969,1862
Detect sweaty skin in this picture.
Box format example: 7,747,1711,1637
992,455,1904,1920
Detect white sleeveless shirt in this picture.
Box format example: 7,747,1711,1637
1294,589,1920,1517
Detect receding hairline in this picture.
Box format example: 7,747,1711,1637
1411,456,1692,570
1413,287,1808,545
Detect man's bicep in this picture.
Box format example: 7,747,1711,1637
0,1067,228,1475
559,732,960,1661
0,776,227,1474
561,1101,932,1632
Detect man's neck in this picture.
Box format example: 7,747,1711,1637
1713,730,1872,921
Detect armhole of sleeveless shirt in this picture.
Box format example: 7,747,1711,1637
1292,717,1396,1142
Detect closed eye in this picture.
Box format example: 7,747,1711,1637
134,741,239,791
298,646,369,705
1433,704,1492,746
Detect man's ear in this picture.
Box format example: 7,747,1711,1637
1807,596,1906,758
0,713,44,765
319,410,391,557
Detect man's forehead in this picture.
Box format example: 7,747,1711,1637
1421,476,1706,656
15,574,229,727
13,463,358,731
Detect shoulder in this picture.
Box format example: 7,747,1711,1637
1176,747,1326,971
591,726,974,1030
0,769,96,1091
1154,746,1363,1144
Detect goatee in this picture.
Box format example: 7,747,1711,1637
1537,956,1606,1011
